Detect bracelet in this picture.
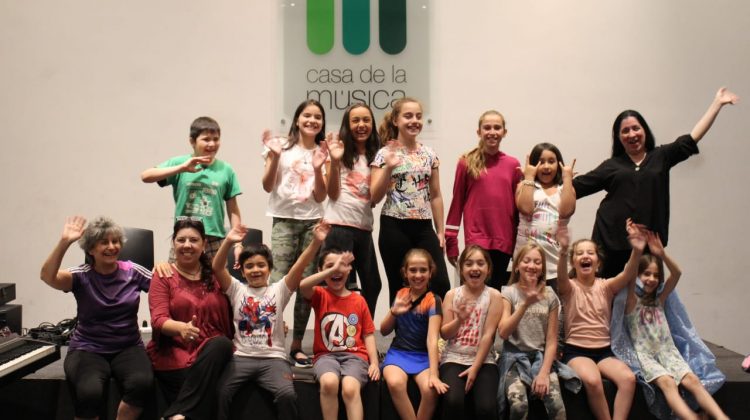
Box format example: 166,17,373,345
521,180,535,187
233,243,243,248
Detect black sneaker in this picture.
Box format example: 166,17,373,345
290,349,312,368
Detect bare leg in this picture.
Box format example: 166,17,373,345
341,376,364,420
414,369,439,420
597,357,635,420
652,375,698,420
116,401,143,420
384,365,416,420
568,357,611,420
567,357,611,420
319,373,340,420
680,373,729,420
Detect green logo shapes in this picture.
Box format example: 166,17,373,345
343,0,370,55
379,0,406,55
306,0,406,55
307,0,334,54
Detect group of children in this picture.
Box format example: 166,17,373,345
48,93,733,420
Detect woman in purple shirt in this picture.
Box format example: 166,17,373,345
40,216,153,420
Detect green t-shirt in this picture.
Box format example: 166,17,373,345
157,154,241,237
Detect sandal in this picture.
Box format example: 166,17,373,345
290,349,312,368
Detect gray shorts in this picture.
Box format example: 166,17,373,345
313,352,369,385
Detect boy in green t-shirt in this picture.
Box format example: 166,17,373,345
142,116,242,261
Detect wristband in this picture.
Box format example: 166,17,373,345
521,180,535,187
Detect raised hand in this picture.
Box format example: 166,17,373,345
561,158,577,180
262,130,284,156
312,141,329,170
523,284,543,307
646,231,665,257
226,224,248,244
390,293,412,316
180,156,212,173
61,216,87,243
330,251,355,275
453,296,473,322
626,218,646,252
312,221,331,242
383,141,401,168
521,154,540,181
715,87,739,106
181,315,201,343
556,223,570,250
326,132,344,162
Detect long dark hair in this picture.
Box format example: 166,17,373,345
338,103,380,169
611,110,655,158
286,99,326,149
172,219,214,291
529,142,565,185
638,254,664,306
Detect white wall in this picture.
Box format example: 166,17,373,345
2,1,748,353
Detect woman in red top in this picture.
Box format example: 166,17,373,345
147,219,233,420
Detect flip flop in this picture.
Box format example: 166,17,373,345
290,349,312,368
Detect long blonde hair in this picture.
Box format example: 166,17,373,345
377,97,422,146
463,110,506,178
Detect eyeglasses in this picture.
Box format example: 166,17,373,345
176,216,203,222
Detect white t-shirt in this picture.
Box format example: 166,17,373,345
264,143,325,220
324,154,374,230
225,277,292,359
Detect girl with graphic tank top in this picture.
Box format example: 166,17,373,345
439,245,503,420
323,103,382,316
515,142,576,289
556,221,644,420
262,99,329,367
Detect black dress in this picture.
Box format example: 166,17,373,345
573,134,699,276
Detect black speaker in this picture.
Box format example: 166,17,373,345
0,283,15,305
0,304,22,334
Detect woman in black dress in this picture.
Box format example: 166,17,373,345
573,87,738,278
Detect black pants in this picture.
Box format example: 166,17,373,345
487,249,511,291
324,224,382,317
439,362,499,420
378,215,450,305
601,247,631,279
64,345,153,418
155,336,233,420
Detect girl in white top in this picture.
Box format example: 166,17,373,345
261,99,329,366
515,142,576,287
323,103,382,316
439,245,503,420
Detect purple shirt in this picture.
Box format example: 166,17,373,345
67,261,151,353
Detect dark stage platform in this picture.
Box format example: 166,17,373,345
1,332,747,419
